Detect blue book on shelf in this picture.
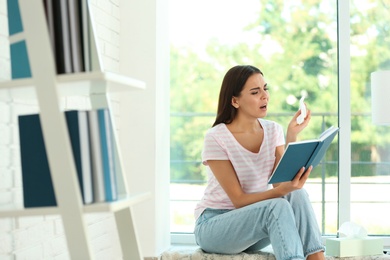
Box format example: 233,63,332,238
7,0,32,79
10,41,31,78
19,111,93,207
97,109,118,202
7,0,23,35
19,114,57,207
268,126,339,184
65,111,93,204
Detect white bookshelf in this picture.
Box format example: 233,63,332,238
1,0,150,259
0,71,145,100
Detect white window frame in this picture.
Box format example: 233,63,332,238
338,0,351,227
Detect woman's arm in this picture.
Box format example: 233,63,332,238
207,159,312,209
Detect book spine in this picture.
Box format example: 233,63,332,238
18,114,57,207
80,0,91,71
65,110,93,204
52,0,73,73
68,0,85,72
7,0,32,79
10,41,32,78
7,0,23,35
87,110,105,203
98,109,118,202
43,0,56,57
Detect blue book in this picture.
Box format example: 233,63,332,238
7,0,23,35
10,41,32,79
65,111,93,204
19,111,93,207
268,126,339,184
97,109,117,202
7,0,32,79
19,114,57,207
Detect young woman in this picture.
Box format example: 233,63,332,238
194,65,325,260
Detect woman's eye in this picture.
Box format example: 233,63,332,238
251,91,259,95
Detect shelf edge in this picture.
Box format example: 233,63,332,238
0,71,145,93
83,192,151,213
0,206,60,218
0,191,151,218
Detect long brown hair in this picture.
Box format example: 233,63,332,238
212,65,263,127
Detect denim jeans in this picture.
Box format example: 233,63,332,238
194,189,325,260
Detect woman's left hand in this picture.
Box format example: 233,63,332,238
286,104,311,143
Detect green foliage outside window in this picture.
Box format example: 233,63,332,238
170,0,390,183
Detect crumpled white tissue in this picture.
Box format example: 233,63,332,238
338,222,367,239
296,96,307,125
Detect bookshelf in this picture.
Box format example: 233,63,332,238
1,0,150,259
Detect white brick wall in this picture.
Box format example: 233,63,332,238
0,0,14,258
0,0,123,259
90,0,121,73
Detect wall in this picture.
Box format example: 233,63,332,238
0,0,125,259
119,0,171,257
0,0,16,256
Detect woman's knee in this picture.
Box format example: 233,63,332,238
269,198,293,215
293,188,309,196
288,189,310,202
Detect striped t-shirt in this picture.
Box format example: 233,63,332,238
194,118,285,220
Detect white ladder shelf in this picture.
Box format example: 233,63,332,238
0,0,150,259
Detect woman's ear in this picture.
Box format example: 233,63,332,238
231,97,239,108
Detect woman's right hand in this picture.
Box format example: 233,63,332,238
275,165,312,196
286,105,311,144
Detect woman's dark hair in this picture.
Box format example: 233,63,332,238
212,65,263,127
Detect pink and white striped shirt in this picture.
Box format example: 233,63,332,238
194,118,285,220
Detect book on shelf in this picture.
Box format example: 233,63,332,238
46,0,91,73
19,114,57,207
7,0,23,35
8,0,97,76
67,0,85,72
268,126,339,184
18,109,118,207
97,109,118,202
43,0,56,57
87,110,105,203
10,41,32,79
78,0,100,71
7,0,32,79
52,0,73,74
65,110,93,204
80,0,91,71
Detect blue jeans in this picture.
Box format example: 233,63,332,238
194,189,325,260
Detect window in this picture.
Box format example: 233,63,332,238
169,0,390,245
349,0,390,236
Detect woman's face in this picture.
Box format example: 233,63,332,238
232,73,269,119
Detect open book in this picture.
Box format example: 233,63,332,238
268,126,339,184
